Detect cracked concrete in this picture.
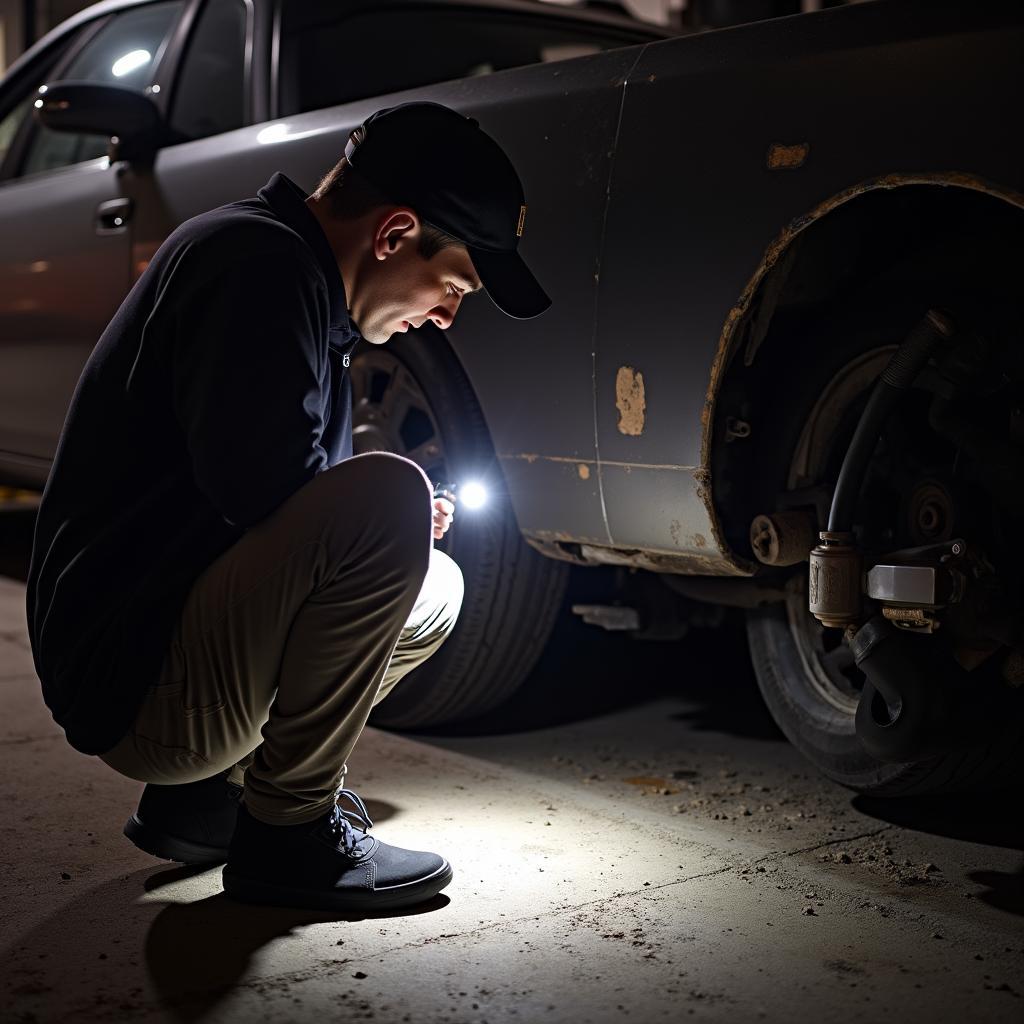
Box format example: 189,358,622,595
1,572,1022,1023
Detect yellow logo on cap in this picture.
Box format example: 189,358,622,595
517,205,527,238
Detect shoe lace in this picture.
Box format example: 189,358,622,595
327,789,375,855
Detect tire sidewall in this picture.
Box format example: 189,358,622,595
747,606,917,791
355,331,567,728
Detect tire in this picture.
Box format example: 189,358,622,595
744,308,1024,796
349,329,569,729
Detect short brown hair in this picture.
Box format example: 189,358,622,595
313,150,464,261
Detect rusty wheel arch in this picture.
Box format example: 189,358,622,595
700,172,1024,569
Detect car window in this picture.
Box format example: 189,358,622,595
0,95,34,168
20,0,186,178
0,34,81,176
278,7,645,116
169,0,248,142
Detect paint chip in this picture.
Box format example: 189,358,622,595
615,366,646,436
767,142,809,171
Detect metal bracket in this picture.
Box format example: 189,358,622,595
571,604,641,631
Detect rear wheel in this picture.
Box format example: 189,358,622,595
745,314,1024,795
350,331,568,729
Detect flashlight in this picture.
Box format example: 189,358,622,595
432,480,488,510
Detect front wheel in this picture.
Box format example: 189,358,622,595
350,330,568,729
745,316,1023,795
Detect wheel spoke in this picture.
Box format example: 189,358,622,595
351,349,447,472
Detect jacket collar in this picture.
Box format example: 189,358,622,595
257,172,358,340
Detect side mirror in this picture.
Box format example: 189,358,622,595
33,81,163,164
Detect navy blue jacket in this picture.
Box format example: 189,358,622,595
26,173,360,755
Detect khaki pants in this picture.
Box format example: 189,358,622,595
100,453,464,825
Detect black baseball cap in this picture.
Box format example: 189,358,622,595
343,102,551,320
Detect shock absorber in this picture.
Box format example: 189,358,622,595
807,309,955,631
803,310,1004,764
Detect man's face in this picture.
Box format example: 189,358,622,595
349,211,482,345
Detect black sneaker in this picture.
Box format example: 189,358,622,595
222,790,453,911
124,770,242,864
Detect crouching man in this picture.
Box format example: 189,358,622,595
26,103,550,912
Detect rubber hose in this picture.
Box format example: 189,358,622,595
850,615,1003,764
827,310,954,533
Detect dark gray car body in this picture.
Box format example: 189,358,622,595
1,0,1021,581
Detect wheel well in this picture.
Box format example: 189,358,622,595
709,181,1024,561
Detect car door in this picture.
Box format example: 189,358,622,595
265,0,658,548
0,0,187,486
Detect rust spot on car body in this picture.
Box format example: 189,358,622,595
525,536,750,576
578,464,591,480
578,541,748,577
615,366,646,436
767,142,809,170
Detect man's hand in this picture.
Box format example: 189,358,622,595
432,496,455,540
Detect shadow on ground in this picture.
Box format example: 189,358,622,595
852,790,1024,918
853,791,1024,850
144,875,449,1022
4,860,449,1023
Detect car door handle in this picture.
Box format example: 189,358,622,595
95,198,133,234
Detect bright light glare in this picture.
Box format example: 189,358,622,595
256,123,289,144
460,481,488,510
255,122,327,146
111,49,151,78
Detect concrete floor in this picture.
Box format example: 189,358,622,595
1,566,1022,1024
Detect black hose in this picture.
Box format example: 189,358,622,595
827,310,954,533
849,615,1007,763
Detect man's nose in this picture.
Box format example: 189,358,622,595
428,295,461,330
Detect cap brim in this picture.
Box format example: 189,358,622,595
468,247,551,320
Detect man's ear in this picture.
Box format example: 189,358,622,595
374,208,419,261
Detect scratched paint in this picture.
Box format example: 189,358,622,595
615,366,646,436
